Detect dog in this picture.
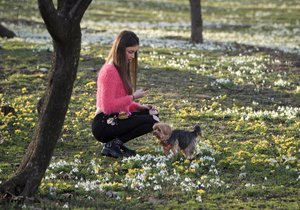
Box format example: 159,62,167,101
153,122,201,160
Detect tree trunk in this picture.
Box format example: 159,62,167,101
0,24,16,38
0,0,92,199
189,0,203,44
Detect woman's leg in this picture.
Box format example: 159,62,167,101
119,123,153,143
92,111,159,158
91,113,112,143
104,113,159,143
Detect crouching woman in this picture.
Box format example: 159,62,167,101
91,30,159,158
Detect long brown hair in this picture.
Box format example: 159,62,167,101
106,30,139,94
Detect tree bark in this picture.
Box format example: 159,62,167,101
189,0,203,43
0,0,92,199
0,24,16,38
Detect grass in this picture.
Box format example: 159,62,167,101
0,0,300,209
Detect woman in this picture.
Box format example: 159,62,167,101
92,30,159,158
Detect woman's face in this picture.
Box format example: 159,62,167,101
126,45,139,63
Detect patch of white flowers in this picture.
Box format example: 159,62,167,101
211,78,232,87
212,105,300,121
75,180,103,192
166,58,190,69
121,141,224,197
274,78,291,87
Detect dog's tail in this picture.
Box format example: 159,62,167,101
193,125,202,137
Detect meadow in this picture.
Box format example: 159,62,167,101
0,0,299,209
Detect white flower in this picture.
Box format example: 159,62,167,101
238,172,247,179
195,195,202,202
245,183,255,187
274,79,290,87
72,167,79,173
153,185,162,190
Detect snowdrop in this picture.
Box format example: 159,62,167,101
274,79,291,87
63,203,69,209
75,180,102,192
195,195,202,202
153,185,162,191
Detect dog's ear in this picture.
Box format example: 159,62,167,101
153,123,159,130
166,125,172,135
153,123,161,132
161,124,172,136
162,124,172,135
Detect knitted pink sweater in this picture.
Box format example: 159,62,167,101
96,64,141,114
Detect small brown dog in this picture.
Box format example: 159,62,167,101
153,122,201,160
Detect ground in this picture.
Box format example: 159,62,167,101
0,0,299,209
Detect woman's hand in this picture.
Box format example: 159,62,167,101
138,104,158,115
132,88,149,100
138,104,152,110
149,106,158,115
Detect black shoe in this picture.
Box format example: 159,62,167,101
121,144,136,157
101,139,124,158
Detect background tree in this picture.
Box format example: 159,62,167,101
0,0,92,199
0,24,16,38
189,0,203,43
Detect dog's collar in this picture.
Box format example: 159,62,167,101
163,144,172,150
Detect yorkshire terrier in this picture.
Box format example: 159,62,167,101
152,122,201,160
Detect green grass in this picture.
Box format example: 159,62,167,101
1,0,300,209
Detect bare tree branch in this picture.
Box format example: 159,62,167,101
38,0,60,40
59,0,73,16
57,0,64,10
38,0,57,23
69,0,81,19
69,0,93,21
0,24,16,38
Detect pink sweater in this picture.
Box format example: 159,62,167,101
96,64,141,114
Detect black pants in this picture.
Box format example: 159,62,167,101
91,109,159,143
